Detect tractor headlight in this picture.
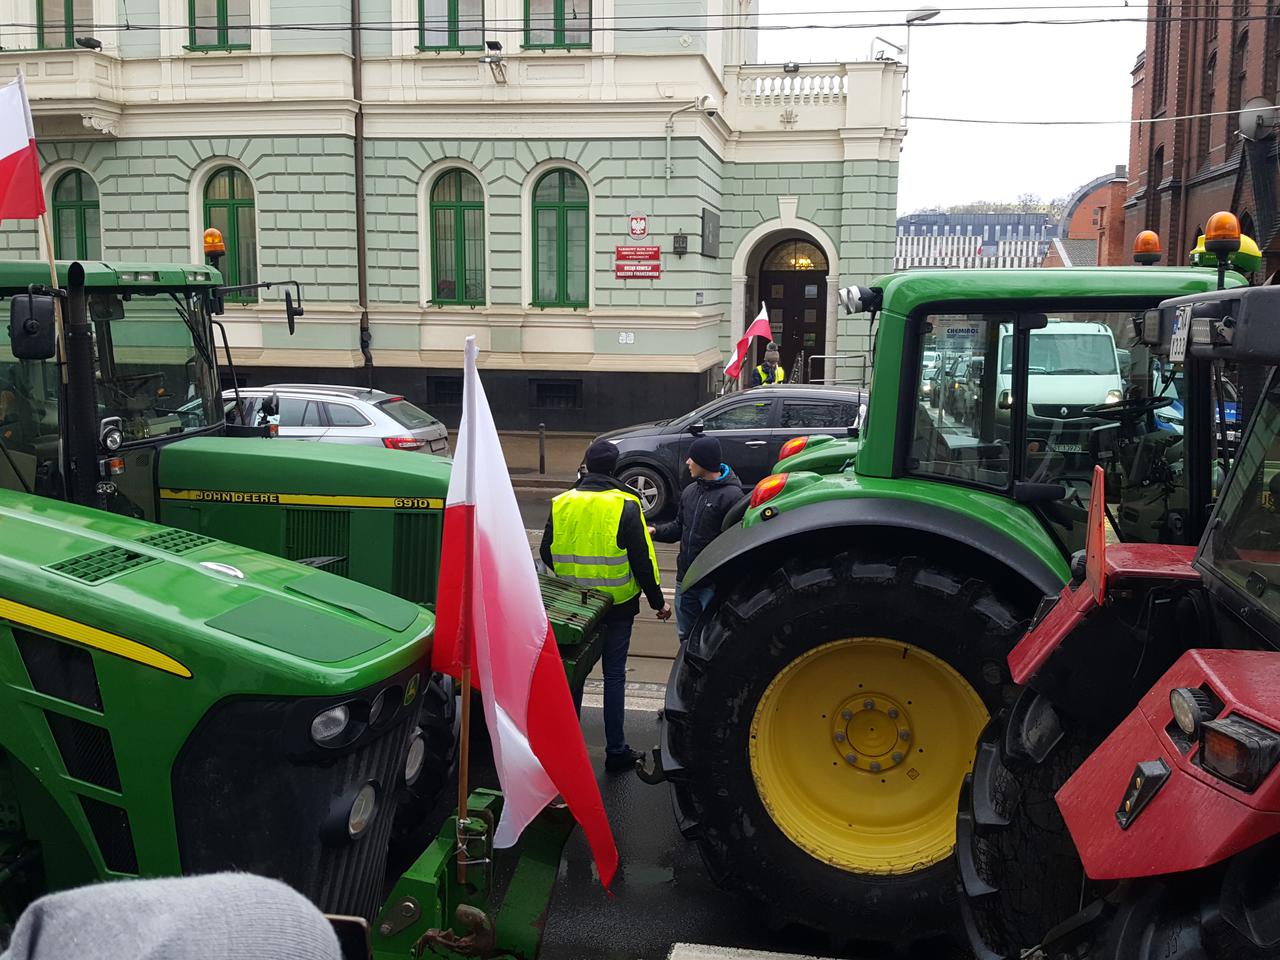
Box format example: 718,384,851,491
347,782,378,838
1201,715,1280,792
1169,687,1215,737
311,704,350,745
404,730,426,786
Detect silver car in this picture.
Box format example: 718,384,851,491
223,384,449,455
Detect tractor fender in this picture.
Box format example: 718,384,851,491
683,497,1063,597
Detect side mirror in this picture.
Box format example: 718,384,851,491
285,289,304,335
998,390,1014,411
9,294,57,361
689,421,705,436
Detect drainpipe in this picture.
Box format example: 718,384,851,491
665,98,708,182
352,0,374,386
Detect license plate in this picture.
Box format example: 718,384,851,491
1055,443,1083,453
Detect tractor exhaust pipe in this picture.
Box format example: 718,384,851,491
63,262,100,508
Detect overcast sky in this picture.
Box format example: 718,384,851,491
758,2,1147,214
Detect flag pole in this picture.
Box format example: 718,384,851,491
455,336,479,884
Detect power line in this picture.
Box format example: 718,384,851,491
909,103,1276,125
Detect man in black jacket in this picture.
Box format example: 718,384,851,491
541,440,672,772
649,435,743,643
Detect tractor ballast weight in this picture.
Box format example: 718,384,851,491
959,284,1280,960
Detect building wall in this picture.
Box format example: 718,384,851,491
1126,0,1280,275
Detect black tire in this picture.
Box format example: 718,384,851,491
391,672,460,843
619,464,671,518
662,550,1028,944
957,713,1096,959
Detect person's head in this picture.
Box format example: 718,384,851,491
686,435,723,481
764,343,780,367
584,439,620,476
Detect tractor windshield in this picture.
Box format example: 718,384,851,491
89,289,221,444
912,309,1197,554
1200,377,1280,630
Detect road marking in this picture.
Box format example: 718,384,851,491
581,678,666,713
669,947,840,960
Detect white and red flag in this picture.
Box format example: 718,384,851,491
724,303,774,380
432,336,619,888
0,75,45,223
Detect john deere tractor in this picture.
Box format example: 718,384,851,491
654,262,1248,945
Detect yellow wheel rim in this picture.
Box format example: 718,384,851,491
749,637,989,875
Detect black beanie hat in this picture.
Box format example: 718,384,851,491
689,435,722,472
584,439,620,475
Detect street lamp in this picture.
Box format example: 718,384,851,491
902,6,940,124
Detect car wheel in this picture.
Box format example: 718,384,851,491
619,465,669,517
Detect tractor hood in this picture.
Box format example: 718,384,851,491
0,490,433,693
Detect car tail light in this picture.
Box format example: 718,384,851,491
383,436,427,450
750,473,788,509
779,437,809,461
1200,714,1280,791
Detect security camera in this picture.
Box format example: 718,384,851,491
701,95,719,119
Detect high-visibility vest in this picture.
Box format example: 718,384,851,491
549,487,660,604
756,364,785,384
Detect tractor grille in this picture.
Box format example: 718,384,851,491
15,628,102,711
135,529,217,554
79,796,138,874
44,711,121,792
172,661,425,918
392,512,442,604
285,509,351,578
47,547,154,584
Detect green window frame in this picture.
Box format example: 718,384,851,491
524,0,591,49
530,169,589,309
51,171,101,261
418,0,484,51
429,169,486,306
187,0,251,51
36,0,92,50
202,167,258,303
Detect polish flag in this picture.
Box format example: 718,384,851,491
432,336,618,888
0,75,45,223
724,303,775,380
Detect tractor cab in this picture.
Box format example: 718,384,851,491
0,257,301,516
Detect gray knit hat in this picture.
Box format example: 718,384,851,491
1,873,342,960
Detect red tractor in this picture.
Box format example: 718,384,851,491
958,282,1280,960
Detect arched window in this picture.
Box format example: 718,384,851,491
1242,211,1256,240
760,240,828,272
1151,1,1171,109
531,170,589,308
1228,29,1249,141
429,169,485,305
203,167,257,301
38,0,92,48
1199,52,1216,166
51,170,101,260
1149,146,1165,235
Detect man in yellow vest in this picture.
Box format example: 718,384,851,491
541,440,671,772
750,342,786,387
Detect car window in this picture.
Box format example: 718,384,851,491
378,398,440,429
278,398,325,427
225,396,259,425
703,400,772,430
325,402,370,427
780,400,855,429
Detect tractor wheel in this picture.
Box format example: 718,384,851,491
663,550,1027,944
957,711,1096,959
391,672,460,842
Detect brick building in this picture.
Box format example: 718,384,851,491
1042,166,1129,266
1126,0,1280,277
0,2,903,429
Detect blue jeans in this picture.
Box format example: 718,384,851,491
601,619,633,756
675,583,715,644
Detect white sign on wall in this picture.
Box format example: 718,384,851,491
628,214,649,240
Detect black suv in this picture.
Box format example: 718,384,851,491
592,385,866,516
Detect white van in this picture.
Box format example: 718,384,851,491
997,320,1124,418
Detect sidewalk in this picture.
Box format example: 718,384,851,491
451,429,592,490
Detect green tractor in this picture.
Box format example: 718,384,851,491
653,265,1247,946
0,259,611,955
